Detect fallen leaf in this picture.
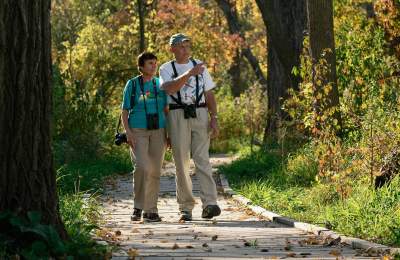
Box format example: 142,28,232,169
212,219,217,225
127,248,139,258
193,234,199,239
202,243,209,247
160,240,168,243
115,230,122,236
224,207,236,211
211,235,218,241
300,253,311,256
131,228,140,233
172,243,180,250
287,252,296,257
179,219,185,223
329,249,341,256
324,236,341,246
260,249,269,252
186,245,194,249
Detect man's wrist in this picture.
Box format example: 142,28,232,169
210,113,218,119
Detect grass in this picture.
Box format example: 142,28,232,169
55,148,132,257
219,146,400,247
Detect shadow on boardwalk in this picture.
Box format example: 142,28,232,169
96,155,381,259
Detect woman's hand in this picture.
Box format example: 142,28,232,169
126,131,136,149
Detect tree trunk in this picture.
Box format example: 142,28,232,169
255,0,307,140
307,0,342,134
216,0,267,95
138,0,146,52
227,49,243,97
0,0,67,239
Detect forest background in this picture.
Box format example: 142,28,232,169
10,0,399,257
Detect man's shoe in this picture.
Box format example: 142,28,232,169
201,205,221,219
130,208,142,221
143,212,162,222
179,211,192,221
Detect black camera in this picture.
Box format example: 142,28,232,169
183,104,197,119
114,132,127,146
146,113,159,130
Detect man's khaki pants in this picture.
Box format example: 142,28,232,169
130,128,166,213
168,108,218,212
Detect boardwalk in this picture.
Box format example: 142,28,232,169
97,156,385,259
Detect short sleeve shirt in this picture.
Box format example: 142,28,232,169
121,76,167,129
159,59,215,105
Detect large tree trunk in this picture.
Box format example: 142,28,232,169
216,0,267,96
255,0,307,140
307,0,342,134
0,0,67,239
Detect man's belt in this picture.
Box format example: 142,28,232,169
169,103,207,110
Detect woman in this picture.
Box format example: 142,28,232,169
121,52,167,222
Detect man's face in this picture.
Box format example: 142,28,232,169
140,59,158,76
171,41,191,60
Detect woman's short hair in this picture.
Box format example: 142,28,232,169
137,52,157,71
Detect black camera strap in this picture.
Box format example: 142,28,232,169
116,115,122,134
138,75,159,116
170,59,204,107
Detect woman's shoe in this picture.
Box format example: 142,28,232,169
179,211,192,221
130,208,142,221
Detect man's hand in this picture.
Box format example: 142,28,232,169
126,131,136,149
189,63,205,76
209,116,219,139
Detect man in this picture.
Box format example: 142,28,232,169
159,33,221,221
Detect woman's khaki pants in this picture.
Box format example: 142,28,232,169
130,128,166,213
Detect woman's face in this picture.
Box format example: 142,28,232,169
140,59,158,76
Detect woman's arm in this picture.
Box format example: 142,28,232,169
121,109,135,148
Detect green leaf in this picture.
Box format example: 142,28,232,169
27,211,41,226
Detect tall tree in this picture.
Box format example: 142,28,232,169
137,0,146,52
255,0,307,139
307,0,341,133
0,1,67,238
216,0,267,96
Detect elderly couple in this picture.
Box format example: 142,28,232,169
121,33,221,222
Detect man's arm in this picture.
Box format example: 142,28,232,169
205,90,219,138
161,63,205,95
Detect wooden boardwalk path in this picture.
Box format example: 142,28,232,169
96,155,384,259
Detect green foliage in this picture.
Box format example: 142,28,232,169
211,83,267,153
0,211,65,258
56,152,131,194
59,193,109,257
0,210,108,258
220,148,400,246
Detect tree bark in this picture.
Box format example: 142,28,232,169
138,0,146,52
215,0,267,95
307,0,342,133
0,0,67,239
255,0,307,139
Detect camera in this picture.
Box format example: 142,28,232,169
183,104,197,119
114,132,127,146
146,113,159,130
